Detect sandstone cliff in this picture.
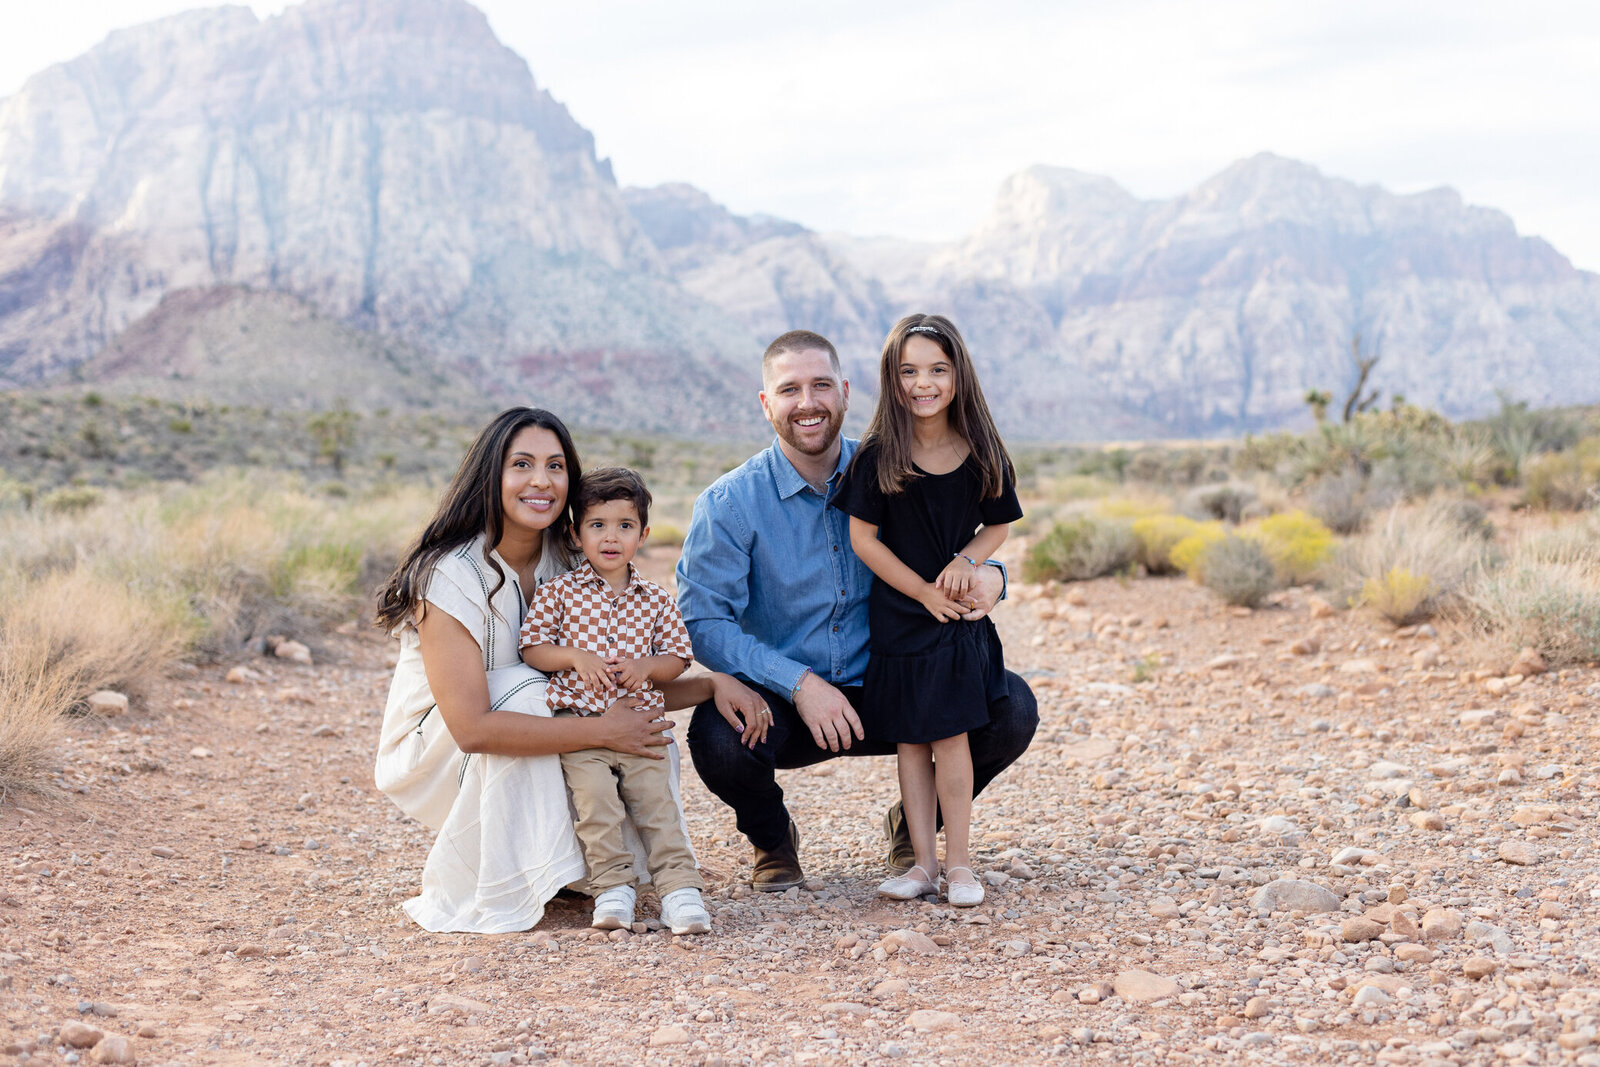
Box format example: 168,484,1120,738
0,0,764,434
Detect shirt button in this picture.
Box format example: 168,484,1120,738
832,626,839,633
839,590,845,597
832,544,839,551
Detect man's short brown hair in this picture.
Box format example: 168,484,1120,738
762,330,841,380
575,466,651,527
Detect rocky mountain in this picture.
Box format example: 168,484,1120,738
634,156,1600,437
0,0,764,435
2,0,1597,440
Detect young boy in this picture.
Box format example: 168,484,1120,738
519,467,711,935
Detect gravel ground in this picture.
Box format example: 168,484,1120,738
4,545,1599,1066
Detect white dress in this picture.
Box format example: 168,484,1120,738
374,533,688,934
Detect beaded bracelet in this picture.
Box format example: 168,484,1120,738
953,553,978,567
791,667,811,701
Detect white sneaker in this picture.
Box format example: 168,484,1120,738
591,885,636,929
659,887,711,935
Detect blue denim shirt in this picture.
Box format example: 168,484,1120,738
676,438,871,695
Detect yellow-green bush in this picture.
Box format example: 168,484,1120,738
1131,515,1203,574
1521,438,1600,510
1023,517,1137,583
1359,567,1435,625
1251,510,1335,585
1169,522,1227,580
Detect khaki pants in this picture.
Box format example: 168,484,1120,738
556,712,703,897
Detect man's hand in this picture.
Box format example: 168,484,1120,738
959,563,1005,622
572,649,616,693
709,673,771,749
792,671,864,752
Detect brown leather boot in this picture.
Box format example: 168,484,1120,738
751,819,803,892
883,801,915,875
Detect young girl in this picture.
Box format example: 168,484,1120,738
831,314,1021,907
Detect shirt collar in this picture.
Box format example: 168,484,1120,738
769,436,857,500
571,559,643,594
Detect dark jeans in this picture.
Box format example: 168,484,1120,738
686,672,1039,851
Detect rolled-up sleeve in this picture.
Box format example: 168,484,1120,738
676,484,808,696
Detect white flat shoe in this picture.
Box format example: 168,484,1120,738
660,887,712,935
878,864,938,900
945,866,985,908
591,885,636,929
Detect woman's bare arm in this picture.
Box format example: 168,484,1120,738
417,608,670,759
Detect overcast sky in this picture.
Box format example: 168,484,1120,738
7,0,1599,270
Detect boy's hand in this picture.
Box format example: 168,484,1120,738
606,655,652,691
935,556,976,599
571,650,616,694
916,583,966,623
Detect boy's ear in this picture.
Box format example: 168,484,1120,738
639,524,650,544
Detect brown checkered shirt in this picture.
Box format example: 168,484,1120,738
519,561,694,716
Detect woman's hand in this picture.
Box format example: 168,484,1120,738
917,582,967,622
710,672,771,749
595,694,672,759
936,556,977,599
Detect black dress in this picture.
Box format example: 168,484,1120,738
831,440,1023,744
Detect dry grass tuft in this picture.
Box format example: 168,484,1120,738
1465,518,1600,667
1332,500,1496,622
0,473,435,794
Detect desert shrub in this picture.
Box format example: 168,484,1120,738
1023,517,1137,583
1251,510,1335,585
1430,429,1498,488
1358,567,1436,625
1467,559,1600,667
42,486,104,514
1169,522,1227,580
1131,515,1203,575
1197,534,1278,607
1183,482,1258,524
1434,498,1494,542
1521,438,1600,510
1306,469,1370,534
1331,500,1496,621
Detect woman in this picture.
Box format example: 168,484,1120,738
373,407,768,933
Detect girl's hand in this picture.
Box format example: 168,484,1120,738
936,556,977,599
596,694,672,759
572,650,616,694
606,654,651,691
917,583,967,623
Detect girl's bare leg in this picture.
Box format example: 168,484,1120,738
896,742,939,876
931,733,974,877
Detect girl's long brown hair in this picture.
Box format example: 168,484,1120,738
862,313,1014,497
374,407,581,633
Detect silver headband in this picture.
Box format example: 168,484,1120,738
906,325,942,336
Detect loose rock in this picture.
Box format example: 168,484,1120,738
1250,879,1341,914
1114,970,1179,1003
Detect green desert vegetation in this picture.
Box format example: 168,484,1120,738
1021,394,1600,665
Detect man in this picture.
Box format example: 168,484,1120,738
676,329,1038,890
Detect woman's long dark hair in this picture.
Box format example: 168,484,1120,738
374,407,581,632
863,313,1014,497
